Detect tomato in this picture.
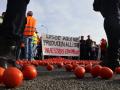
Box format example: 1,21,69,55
3,67,23,88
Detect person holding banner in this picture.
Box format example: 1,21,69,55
85,35,93,60
79,36,86,60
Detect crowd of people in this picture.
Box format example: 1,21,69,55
0,11,108,61
0,11,42,61
79,35,107,60
0,10,108,62
0,0,119,70
16,11,42,61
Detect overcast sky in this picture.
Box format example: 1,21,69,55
0,0,107,44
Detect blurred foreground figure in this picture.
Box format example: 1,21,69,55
0,0,30,68
93,0,120,70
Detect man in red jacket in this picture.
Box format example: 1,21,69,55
100,38,107,60
0,0,30,68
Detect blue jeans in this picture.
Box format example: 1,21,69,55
32,44,37,59
24,36,33,60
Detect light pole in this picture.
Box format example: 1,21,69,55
40,25,48,34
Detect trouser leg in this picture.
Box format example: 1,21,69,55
80,49,84,60
103,18,120,69
28,37,32,60
0,1,28,68
24,37,29,60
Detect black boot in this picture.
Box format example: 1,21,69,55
100,53,120,71
0,36,21,69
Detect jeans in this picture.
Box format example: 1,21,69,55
24,36,33,60
32,44,37,59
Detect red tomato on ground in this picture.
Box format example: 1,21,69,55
115,67,120,74
65,64,73,72
85,64,92,73
22,65,37,80
0,67,5,83
46,64,54,71
72,63,79,70
74,66,85,78
91,65,102,77
99,67,113,79
2,67,23,88
57,63,64,68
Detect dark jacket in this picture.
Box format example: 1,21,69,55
93,0,120,18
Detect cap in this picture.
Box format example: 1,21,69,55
27,11,33,16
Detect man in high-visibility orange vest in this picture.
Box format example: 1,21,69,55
0,0,30,68
23,11,37,60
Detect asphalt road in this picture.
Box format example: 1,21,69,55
1,66,120,90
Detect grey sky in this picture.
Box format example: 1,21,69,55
0,0,106,43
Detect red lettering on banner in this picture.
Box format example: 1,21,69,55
44,48,50,53
65,49,79,55
44,47,79,55
44,47,65,54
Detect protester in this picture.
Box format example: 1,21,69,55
16,17,27,60
93,0,120,70
0,0,30,68
36,36,42,60
79,36,86,60
23,11,37,60
32,31,39,59
100,38,107,60
85,35,93,60
91,41,97,60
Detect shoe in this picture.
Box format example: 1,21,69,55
7,59,22,69
99,60,119,71
99,61,106,66
0,36,21,69
0,58,8,68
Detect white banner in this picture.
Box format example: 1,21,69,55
42,34,80,56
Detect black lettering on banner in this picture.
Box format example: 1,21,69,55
73,37,79,42
46,34,61,40
43,40,55,46
43,40,49,46
46,34,49,39
74,43,79,48
62,36,72,41
43,40,79,48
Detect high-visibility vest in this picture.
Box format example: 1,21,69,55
32,32,39,44
24,16,36,36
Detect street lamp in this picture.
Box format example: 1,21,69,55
41,25,48,34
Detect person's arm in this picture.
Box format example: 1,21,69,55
93,0,101,11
